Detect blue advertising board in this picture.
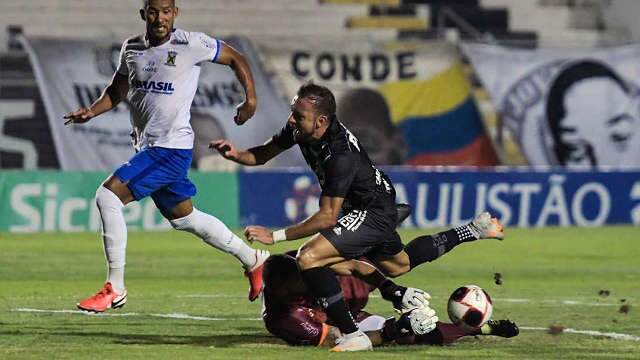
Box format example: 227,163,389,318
239,168,640,228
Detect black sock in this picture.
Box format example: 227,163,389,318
300,267,358,335
382,317,444,344
378,279,407,309
404,225,477,270
381,317,403,342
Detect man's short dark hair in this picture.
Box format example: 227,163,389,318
297,81,336,118
263,254,298,290
545,59,629,165
142,0,175,8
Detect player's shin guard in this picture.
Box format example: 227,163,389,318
95,186,127,293
404,225,476,270
170,208,257,269
300,267,359,335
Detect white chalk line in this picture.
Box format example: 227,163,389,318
12,308,260,321
496,298,624,307
520,327,640,342
11,308,639,342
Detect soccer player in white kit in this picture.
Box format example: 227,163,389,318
64,0,269,312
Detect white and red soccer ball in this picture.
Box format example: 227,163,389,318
447,285,493,330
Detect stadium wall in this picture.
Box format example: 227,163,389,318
0,171,238,232
4,168,637,233
240,168,640,229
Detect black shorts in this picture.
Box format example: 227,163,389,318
320,205,403,260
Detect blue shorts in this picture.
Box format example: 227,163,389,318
114,147,196,215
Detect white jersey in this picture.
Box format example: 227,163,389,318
116,28,222,150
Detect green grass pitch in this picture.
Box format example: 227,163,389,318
1,226,638,359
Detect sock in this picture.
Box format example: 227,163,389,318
381,317,406,342
382,315,422,343
300,267,358,335
378,279,407,309
436,322,479,344
170,208,257,269
357,315,386,332
95,186,127,293
383,320,473,345
404,225,478,270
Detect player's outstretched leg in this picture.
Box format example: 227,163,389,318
170,208,269,301
77,186,128,312
404,212,504,270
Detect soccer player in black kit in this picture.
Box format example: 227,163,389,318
211,82,505,351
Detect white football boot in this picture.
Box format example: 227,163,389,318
470,212,504,240
330,330,373,352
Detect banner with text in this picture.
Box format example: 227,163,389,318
260,40,497,166
0,171,238,232
239,168,640,228
462,43,640,169
22,35,303,170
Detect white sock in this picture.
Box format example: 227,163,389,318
170,208,257,269
95,186,127,293
357,315,386,332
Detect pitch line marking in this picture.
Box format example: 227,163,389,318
495,298,623,307
520,326,640,342
12,308,639,342
12,308,260,321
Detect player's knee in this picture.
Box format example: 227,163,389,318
169,209,198,231
296,249,321,270
95,186,124,211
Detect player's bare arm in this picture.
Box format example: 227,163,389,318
64,72,128,125
245,195,343,245
215,42,257,125
209,138,284,166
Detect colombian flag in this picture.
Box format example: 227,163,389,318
378,63,498,166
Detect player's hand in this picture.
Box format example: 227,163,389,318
234,99,256,125
408,306,438,335
397,287,431,313
244,225,274,245
209,139,239,161
64,107,95,125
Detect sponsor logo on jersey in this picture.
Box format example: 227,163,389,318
132,79,176,95
337,210,367,232
333,227,342,236
165,50,177,66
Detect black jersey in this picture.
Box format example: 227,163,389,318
272,117,395,210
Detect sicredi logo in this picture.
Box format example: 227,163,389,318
8,183,170,232
132,80,176,95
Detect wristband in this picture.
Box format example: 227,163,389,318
272,229,287,243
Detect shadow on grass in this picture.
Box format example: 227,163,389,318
0,330,283,347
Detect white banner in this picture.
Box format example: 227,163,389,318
22,35,303,170
463,43,640,168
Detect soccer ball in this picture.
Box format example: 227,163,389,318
447,285,493,330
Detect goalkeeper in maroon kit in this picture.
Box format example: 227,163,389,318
261,252,519,347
